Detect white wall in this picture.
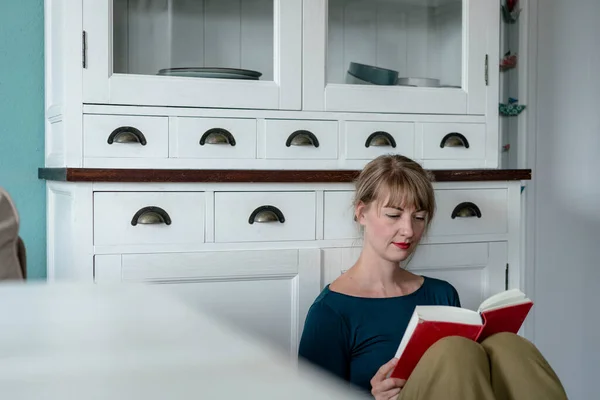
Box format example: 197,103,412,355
531,0,600,398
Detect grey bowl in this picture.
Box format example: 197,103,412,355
347,62,398,85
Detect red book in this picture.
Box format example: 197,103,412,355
388,289,533,380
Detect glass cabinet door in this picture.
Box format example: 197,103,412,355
303,0,496,114
83,0,301,110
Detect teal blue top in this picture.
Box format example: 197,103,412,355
298,276,461,393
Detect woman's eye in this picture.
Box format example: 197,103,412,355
414,215,426,221
385,214,400,219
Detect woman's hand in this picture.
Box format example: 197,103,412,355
370,358,406,400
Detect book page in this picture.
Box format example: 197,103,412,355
478,289,528,313
416,305,482,325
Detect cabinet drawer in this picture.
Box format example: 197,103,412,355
429,189,508,236
170,117,257,159
214,192,316,242
94,192,205,246
422,123,485,160
264,119,338,159
323,189,508,239
345,121,415,160
83,115,169,158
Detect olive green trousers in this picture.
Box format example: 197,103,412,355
398,333,568,400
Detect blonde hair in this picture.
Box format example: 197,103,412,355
353,154,436,228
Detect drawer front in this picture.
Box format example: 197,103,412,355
323,191,358,240
214,192,316,242
345,121,415,160
264,119,338,159
324,189,508,239
94,192,205,246
84,115,169,158
422,123,486,160
171,117,257,159
429,189,508,236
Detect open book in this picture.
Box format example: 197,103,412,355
388,288,533,380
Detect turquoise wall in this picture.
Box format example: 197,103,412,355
0,1,46,279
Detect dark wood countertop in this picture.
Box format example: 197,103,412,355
38,168,531,183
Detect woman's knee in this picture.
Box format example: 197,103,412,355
481,332,532,353
416,336,489,375
427,336,486,360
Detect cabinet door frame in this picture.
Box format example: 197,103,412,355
302,0,498,115
82,0,302,110
94,248,321,357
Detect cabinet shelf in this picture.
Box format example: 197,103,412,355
38,167,531,183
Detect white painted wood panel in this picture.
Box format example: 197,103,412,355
83,104,491,122
94,192,206,246
45,0,84,167
46,182,94,282
345,121,415,160
264,120,338,159
325,85,468,114
45,119,65,167
83,114,169,158
94,248,321,358
421,122,486,160
170,117,257,159
323,191,357,240
214,191,316,242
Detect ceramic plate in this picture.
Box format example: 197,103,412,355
157,67,262,80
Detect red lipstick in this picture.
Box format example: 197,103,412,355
393,242,410,250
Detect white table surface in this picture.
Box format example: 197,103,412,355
0,282,367,399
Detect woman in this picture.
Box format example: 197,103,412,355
298,154,567,400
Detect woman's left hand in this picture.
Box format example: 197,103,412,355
370,358,406,400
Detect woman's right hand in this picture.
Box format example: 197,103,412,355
370,358,406,400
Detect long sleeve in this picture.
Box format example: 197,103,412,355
298,301,351,382
451,284,461,307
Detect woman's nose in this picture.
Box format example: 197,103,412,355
399,217,413,238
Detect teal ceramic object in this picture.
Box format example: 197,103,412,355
347,62,398,85
499,103,526,116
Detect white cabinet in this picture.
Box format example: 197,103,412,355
303,0,498,115
45,0,502,169
42,0,528,355
45,180,524,356
82,0,302,110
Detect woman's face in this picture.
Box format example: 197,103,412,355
356,197,427,263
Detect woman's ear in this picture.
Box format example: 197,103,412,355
354,202,367,225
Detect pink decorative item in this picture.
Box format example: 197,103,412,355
500,52,518,71
502,0,521,23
